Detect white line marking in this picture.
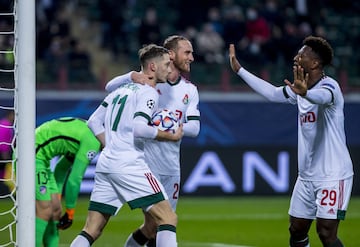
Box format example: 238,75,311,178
74,211,360,222
181,242,254,247
60,242,253,247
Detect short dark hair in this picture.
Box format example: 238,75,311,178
138,44,169,67
163,35,189,51
303,36,333,66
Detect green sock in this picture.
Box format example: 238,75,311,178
36,217,48,247
43,220,59,247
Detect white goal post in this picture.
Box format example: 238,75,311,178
15,0,36,246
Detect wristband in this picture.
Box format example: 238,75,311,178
66,208,75,220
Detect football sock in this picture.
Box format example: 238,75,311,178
327,238,343,247
36,217,48,247
70,231,94,247
43,220,59,247
125,229,149,246
156,224,177,247
290,235,309,247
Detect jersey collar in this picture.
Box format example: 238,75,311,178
167,76,181,86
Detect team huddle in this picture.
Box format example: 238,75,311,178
34,35,353,247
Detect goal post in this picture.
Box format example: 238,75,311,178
15,0,36,246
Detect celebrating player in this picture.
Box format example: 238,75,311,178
34,117,101,247
105,35,201,247
229,36,353,247
70,44,183,247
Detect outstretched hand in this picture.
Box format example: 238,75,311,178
229,44,242,73
284,65,309,96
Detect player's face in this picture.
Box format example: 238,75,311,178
173,40,194,73
155,53,171,82
294,45,319,73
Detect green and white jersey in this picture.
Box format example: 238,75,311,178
94,83,159,173
145,77,200,175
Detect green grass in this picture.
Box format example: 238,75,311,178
1,196,360,247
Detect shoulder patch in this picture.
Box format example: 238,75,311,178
147,99,155,109
87,150,97,161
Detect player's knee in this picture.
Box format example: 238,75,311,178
317,227,337,245
289,224,303,236
316,221,338,245
289,225,309,247
289,218,311,237
52,206,62,221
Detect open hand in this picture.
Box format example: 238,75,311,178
173,124,184,141
284,65,309,96
229,44,242,73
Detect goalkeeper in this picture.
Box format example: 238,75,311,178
34,117,101,247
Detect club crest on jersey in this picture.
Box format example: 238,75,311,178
87,150,97,161
147,99,155,109
182,94,189,104
40,185,47,194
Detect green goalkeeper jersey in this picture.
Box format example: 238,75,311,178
36,117,100,209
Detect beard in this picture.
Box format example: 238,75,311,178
173,57,190,73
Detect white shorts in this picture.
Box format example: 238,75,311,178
89,169,168,216
288,176,353,220
154,174,180,211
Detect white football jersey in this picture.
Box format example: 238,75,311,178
287,76,353,181
145,77,200,175
96,83,158,173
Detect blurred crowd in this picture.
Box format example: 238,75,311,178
0,0,359,90
87,0,359,70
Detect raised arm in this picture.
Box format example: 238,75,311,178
229,44,292,103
